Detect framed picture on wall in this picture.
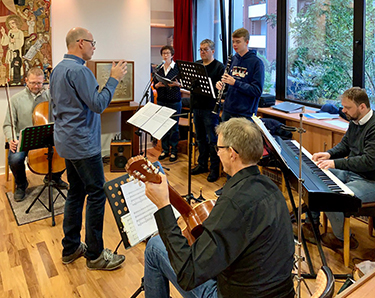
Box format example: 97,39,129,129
0,0,52,86
86,60,134,104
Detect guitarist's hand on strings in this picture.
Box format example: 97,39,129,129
145,173,171,210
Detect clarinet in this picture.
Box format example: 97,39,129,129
212,54,232,115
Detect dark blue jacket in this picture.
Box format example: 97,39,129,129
223,50,264,118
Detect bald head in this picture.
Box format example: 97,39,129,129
65,27,96,61
66,27,91,49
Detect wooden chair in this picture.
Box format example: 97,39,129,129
323,202,375,267
311,266,335,298
5,139,16,193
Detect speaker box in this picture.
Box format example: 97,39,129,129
110,141,132,172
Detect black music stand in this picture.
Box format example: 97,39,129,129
18,123,67,226
176,60,216,204
104,161,165,298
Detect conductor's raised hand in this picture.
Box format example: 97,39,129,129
145,173,170,210
110,60,127,82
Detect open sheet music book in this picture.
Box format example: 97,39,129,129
120,180,180,247
127,102,177,140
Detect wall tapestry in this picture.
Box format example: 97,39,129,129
0,0,51,86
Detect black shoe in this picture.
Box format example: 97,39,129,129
214,187,223,197
158,152,169,161
43,177,69,189
169,154,177,162
14,181,29,202
207,170,219,182
62,242,87,264
191,165,208,175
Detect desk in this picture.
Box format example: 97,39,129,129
335,268,375,297
103,101,140,156
257,102,348,153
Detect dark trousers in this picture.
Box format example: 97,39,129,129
9,149,63,188
62,153,106,260
193,108,220,172
158,101,182,155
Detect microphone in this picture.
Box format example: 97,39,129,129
155,61,165,71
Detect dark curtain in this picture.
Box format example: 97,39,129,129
173,0,193,62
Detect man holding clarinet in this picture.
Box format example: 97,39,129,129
215,27,265,196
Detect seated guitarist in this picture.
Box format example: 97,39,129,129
142,118,295,298
312,87,375,250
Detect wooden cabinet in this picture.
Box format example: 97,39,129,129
257,103,348,154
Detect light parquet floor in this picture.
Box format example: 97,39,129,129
1,147,375,297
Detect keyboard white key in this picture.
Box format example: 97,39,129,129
290,140,354,196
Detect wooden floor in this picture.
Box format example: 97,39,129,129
1,147,375,297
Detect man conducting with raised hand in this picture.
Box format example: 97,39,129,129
50,27,127,270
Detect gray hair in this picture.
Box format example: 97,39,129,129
200,39,215,50
216,118,263,164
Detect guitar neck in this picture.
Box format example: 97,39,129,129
168,184,194,216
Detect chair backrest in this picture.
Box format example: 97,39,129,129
311,266,335,298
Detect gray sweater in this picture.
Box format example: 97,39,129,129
3,87,50,141
327,111,375,180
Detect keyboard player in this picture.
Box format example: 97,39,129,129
311,87,375,250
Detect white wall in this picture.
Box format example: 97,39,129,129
0,0,151,174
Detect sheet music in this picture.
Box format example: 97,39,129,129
127,102,161,127
121,213,140,246
127,102,177,139
153,118,177,140
121,181,158,242
121,180,181,244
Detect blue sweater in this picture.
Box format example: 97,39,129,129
223,50,264,118
50,54,118,159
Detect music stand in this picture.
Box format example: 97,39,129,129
104,161,164,298
176,60,216,204
19,123,67,226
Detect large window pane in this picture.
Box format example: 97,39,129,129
287,0,353,105
196,0,224,62
365,0,375,106
236,0,277,95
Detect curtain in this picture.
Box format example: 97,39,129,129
173,0,193,62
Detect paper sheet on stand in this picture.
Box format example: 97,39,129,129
121,182,158,243
120,180,181,245
127,102,161,128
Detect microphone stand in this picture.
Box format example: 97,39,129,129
280,109,306,297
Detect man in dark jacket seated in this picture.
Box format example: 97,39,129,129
142,118,295,298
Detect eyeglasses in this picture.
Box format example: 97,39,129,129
77,39,96,47
199,48,211,52
28,82,43,86
162,52,172,56
214,145,238,153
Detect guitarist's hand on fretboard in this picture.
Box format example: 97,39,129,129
145,173,171,209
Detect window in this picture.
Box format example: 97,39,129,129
365,0,375,105
287,0,354,106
